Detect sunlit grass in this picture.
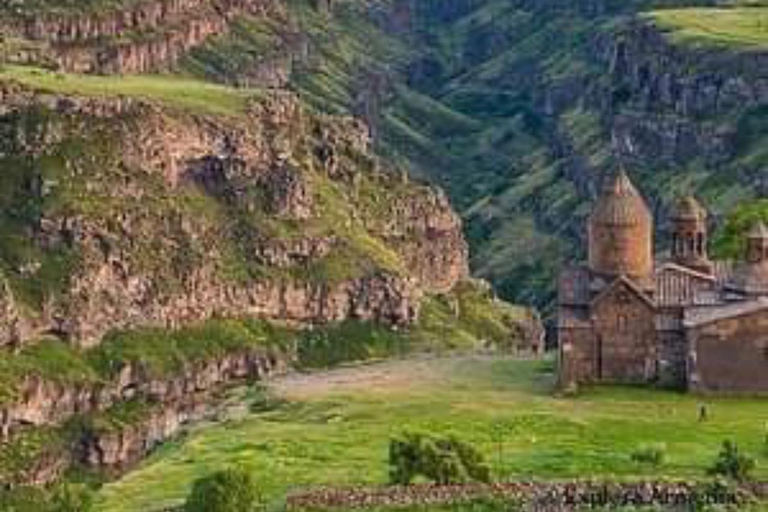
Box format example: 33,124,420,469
0,65,259,116
648,7,768,48
95,356,768,512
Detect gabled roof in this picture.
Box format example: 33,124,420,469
591,274,655,310
656,261,715,282
684,298,768,328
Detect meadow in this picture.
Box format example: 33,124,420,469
0,65,259,116
95,356,768,511
648,7,768,48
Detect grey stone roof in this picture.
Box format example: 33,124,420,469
683,298,768,328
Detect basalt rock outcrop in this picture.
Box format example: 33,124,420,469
596,21,768,171
0,346,290,485
0,84,469,348
1,0,283,74
351,0,768,308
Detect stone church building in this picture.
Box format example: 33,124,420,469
558,171,768,394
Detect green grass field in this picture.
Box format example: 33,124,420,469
95,356,768,511
0,65,259,116
648,7,768,48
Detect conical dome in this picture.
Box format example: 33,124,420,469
589,171,652,227
747,221,768,240
588,170,653,282
672,196,706,222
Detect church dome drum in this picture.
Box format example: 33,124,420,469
588,171,653,282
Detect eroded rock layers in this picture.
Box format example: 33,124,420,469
1,0,282,73
0,84,469,349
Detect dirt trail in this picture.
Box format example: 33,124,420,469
270,354,486,400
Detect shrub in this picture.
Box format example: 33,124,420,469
630,443,667,466
184,468,262,512
389,432,491,485
51,484,94,512
707,440,756,482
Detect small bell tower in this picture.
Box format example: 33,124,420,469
746,221,768,264
670,196,712,275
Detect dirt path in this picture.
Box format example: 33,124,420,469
270,354,490,400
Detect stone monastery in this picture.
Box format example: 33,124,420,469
558,171,768,394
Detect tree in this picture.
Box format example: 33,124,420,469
184,468,262,512
708,440,756,482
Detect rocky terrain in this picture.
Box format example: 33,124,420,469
164,0,766,310
0,0,763,500
0,81,469,348
0,56,539,489
1,0,283,73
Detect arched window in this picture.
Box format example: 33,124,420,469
696,233,704,256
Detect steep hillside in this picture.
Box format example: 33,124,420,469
0,68,543,493
170,0,767,311
0,71,476,347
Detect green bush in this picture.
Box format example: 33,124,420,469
630,443,667,466
184,468,262,512
51,484,94,512
707,440,756,482
389,432,491,485
0,484,93,512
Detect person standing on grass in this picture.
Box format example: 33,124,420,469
698,403,708,422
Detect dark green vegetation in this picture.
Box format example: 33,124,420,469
713,199,768,258
95,357,768,511
0,319,279,408
184,467,262,512
171,0,768,310
708,440,757,482
0,483,94,512
389,432,491,484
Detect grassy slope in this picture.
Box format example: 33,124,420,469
95,356,768,511
0,70,440,314
250,0,764,310
0,319,283,409
0,66,258,116
0,0,146,17
648,7,768,48
0,281,532,489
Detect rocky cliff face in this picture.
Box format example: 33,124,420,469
0,347,289,485
596,21,768,172
0,83,469,348
1,0,283,73
363,0,768,308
